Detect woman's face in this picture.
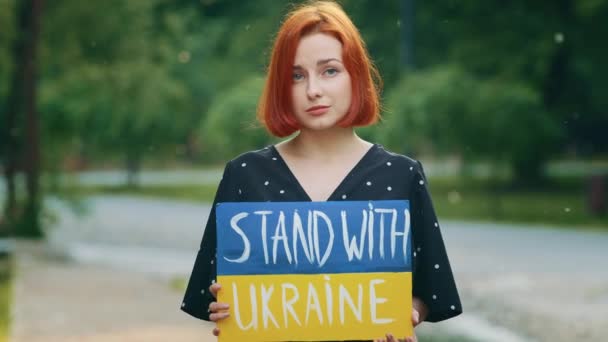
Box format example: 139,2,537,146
291,33,352,132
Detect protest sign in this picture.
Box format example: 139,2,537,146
216,200,413,341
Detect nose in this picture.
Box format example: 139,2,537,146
306,76,322,99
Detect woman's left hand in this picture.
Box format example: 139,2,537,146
373,297,427,342
373,333,417,342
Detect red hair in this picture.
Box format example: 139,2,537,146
257,1,382,137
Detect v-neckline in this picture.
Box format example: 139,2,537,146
270,143,377,202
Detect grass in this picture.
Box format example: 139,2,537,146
169,276,188,292
61,183,219,202
427,176,607,229
60,175,607,230
0,256,11,342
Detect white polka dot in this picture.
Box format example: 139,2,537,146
434,264,440,269
387,186,392,191
451,305,456,310
417,247,421,252
409,166,413,171
386,161,392,166
432,295,437,300
434,222,439,227
272,157,277,160
413,252,417,257
280,190,285,194
342,194,347,199
238,189,242,195
419,180,425,185
366,181,372,186
241,162,247,167
211,279,216,284
201,289,205,294
264,181,269,186
181,302,186,307
210,259,214,264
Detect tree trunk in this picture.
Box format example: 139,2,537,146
126,150,141,188
1,0,32,235
400,0,415,70
20,0,44,237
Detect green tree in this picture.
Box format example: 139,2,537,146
381,66,561,182
200,76,274,161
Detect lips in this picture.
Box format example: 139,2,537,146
306,105,330,116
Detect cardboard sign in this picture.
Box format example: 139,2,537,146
216,200,413,341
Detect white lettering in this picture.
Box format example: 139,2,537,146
369,279,394,324
281,283,302,327
224,212,250,263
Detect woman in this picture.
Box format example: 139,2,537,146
181,1,462,341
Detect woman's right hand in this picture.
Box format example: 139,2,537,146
208,283,230,337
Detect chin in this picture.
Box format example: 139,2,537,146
302,121,339,131
300,117,344,131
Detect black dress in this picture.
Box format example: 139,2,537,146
181,144,462,335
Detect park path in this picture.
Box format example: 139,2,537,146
11,241,215,342
10,195,608,341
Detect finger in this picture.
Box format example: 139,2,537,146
212,327,220,336
209,311,230,322
386,333,396,342
412,308,420,326
208,302,230,313
209,283,221,298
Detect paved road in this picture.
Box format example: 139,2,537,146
13,195,608,341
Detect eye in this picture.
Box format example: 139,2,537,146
293,72,304,81
324,68,339,76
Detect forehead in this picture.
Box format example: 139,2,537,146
294,33,343,65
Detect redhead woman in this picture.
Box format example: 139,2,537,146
182,2,462,341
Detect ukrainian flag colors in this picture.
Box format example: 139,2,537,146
216,200,413,341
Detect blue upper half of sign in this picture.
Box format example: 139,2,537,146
216,200,412,276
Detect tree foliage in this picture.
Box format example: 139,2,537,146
0,0,606,183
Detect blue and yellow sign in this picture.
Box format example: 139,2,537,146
216,200,413,341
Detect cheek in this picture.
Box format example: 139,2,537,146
339,78,352,104
291,87,302,108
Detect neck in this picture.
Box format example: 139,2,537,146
287,127,369,160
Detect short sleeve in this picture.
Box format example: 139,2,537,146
181,160,237,320
411,161,462,322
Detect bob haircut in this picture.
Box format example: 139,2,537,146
257,0,382,137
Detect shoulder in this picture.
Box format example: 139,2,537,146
373,144,421,171
226,146,275,167
222,146,279,179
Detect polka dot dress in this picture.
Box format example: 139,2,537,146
181,143,462,325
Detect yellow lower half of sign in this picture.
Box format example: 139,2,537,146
216,272,412,341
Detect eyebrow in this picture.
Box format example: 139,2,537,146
293,58,343,69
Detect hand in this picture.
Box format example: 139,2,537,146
373,300,426,342
208,283,230,337
373,333,417,342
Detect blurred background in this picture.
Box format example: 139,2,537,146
0,0,607,341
